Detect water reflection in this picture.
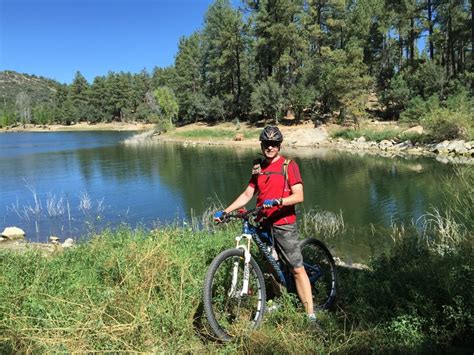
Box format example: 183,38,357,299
0,132,458,261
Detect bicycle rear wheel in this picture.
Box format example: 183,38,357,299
203,248,266,340
300,238,337,310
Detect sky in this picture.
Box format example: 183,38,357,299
0,0,234,84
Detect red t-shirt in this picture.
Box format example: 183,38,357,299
249,156,303,225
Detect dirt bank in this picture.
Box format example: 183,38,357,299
0,122,155,132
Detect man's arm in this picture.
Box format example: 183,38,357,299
224,185,255,213
281,183,304,206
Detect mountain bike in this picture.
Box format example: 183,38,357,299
203,207,337,341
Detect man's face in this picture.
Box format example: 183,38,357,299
261,140,281,159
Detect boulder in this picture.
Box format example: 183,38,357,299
1,227,26,240
49,236,60,244
447,140,468,154
402,125,424,135
379,140,394,150
394,140,413,149
62,238,75,248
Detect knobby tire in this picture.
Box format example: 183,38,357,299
300,238,337,310
203,248,266,341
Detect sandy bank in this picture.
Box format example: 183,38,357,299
0,122,155,132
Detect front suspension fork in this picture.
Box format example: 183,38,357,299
229,233,252,297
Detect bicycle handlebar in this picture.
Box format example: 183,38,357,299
220,206,264,223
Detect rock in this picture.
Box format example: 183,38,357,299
356,136,366,143
447,140,468,154
62,238,75,248
406,147,424,155
394,140,413,149
379,140,394,150
402,125,424,135
284,127,328,146
1,226,26,240
49,236,60,244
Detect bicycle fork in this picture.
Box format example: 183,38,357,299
229,233,252,297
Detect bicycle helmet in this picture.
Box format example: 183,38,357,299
259,126,283,143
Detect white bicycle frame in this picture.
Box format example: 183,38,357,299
228,233,252,297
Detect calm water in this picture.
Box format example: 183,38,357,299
0,131,460,261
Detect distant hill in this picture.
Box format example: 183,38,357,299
0,70,63,107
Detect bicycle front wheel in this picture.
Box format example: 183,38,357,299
203,248,266,341
300,238,337,310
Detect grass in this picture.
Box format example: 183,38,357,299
171,128,260,140
1,168,472,352
331,127,403,142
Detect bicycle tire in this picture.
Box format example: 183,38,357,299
203,248,266,341
300,238,337,310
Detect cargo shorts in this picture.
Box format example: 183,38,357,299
271,223,303,269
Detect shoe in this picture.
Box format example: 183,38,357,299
307,313,324,333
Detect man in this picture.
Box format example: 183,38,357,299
214,125,316,322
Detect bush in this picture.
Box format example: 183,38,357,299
423,108,472,141
400,95,439,124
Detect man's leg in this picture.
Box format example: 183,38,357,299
293,267,314,315
272,223,314,315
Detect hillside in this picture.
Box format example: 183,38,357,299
0,70,61,106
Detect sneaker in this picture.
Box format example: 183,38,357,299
307,313,324,333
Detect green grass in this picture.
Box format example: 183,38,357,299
171,128,260,140
331,127,435,145
331,128,402,142
1,169,472,352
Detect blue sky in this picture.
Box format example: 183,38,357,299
0,0,230,84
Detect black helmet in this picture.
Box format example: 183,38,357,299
259,126,283,143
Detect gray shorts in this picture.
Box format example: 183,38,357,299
272,223,303,269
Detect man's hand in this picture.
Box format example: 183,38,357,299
213,210,227,223
262,199,282,208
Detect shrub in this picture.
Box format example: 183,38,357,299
400,95,439,124
423,108,471,141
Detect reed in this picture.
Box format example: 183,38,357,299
1,170,471,352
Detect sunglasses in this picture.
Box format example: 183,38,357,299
261,141,281,149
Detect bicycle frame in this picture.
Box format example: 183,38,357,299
231,218,293,297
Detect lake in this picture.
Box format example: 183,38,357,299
0,131,460,261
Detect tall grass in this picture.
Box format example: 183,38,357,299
331,127,402,142
299,209,345,241
6,185,107,240
1,171,472,352
171,128,260,140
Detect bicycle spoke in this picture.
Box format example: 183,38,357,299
204,250,265,339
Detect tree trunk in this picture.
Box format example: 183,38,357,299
472,0,474,64
410,18,415,66
448,12,456,77
317,2,322,55
428,0,434,60
235,40,242,115
399,27,404,70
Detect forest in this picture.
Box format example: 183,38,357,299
1,0,473,139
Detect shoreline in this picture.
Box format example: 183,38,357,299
151,123,474,164
3,121,473,164
154,136,474,164
0,122,155,132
